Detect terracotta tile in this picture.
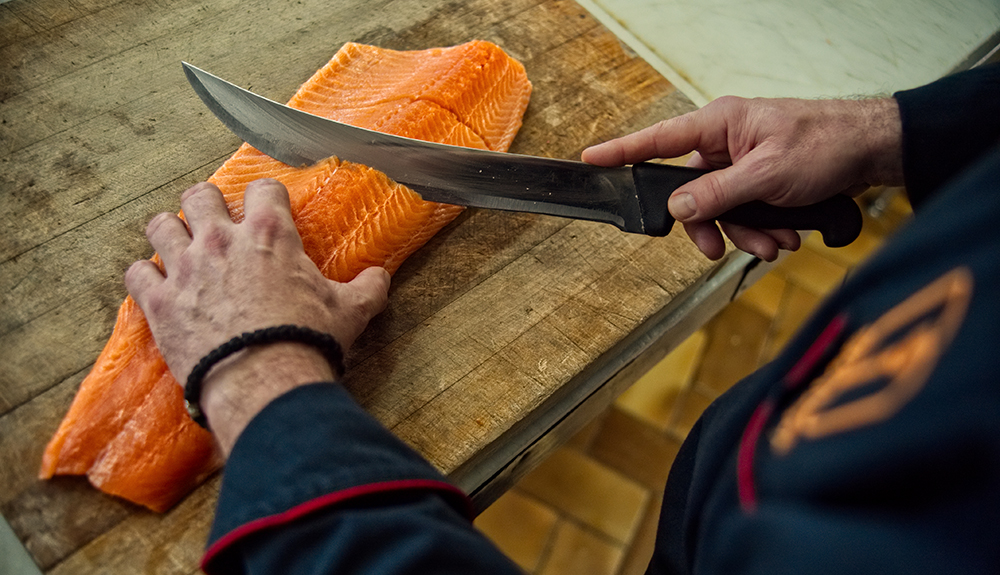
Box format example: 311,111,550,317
588,407,682,491
474,490,558,573
565,409,608,451
616,493,664,575
775,245,847,297
762,283,821,362
886,190,913,218
614,330,707,430
737,270,786,319
668,384,716,437
695,301,770,396
516,448,649,543
538,520,624,575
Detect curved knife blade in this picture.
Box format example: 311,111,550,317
182,62,862,245
181,62,689,234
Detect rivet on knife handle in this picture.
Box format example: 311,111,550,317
631,162,863,247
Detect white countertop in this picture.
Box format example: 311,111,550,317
582,0,1000,103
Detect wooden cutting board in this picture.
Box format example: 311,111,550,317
0,0,724,572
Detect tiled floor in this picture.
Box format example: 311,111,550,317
473,190,913,574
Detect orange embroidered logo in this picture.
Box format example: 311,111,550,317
771,267,974,455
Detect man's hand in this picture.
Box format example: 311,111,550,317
125,179,390,454
583,96,904,261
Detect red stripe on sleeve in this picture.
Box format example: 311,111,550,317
201,478,472,571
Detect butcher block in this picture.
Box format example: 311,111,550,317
0,0,765,572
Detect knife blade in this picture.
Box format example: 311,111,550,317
182,62,861,246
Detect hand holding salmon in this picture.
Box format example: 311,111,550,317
125,180,390,455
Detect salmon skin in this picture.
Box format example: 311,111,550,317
40,41,532,512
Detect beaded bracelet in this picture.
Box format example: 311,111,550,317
184,325,345,428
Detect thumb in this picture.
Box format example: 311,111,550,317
669,157,772,222
326,267,390,351
347,266,391,319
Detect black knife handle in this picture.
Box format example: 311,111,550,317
631,162,863,247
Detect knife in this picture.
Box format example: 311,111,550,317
182,62,862,247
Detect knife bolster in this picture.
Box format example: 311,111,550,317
631,163,706,236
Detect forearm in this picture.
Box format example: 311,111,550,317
201,343,335,455
858,96,904,188
203,383,522,575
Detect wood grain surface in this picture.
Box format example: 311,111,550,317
0,0,715,572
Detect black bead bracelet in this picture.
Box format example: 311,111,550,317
184,325,345,428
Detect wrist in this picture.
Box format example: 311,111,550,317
200,342,336,455
858,97,904,186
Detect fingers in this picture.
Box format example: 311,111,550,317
180,182,232,235
681,220,801,262
124,259,165,309
718,223,781,262
717,224,801,262
243,178,293,217
131,183,224,314
766,229,802,252
582,112,705,167
683,221,727,261
242,179,300,248
145,212,191,265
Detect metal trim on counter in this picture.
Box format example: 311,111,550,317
950,29,1000,73
453,250,773,511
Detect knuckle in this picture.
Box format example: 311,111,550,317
248,209,294,241
713,95,739,108
652,118,674,134
713,95,745,115
143,291,170,319
699,175,729,212
199,224,232,254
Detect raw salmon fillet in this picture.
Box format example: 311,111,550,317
40,40,532,512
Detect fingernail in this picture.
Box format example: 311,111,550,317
669,192,697,221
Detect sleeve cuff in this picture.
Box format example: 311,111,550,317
202,382,473,572
893,63,1000,208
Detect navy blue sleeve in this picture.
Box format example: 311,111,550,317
201,382,523,575
894,63,1000,208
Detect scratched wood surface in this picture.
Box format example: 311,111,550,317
0,0,711,572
